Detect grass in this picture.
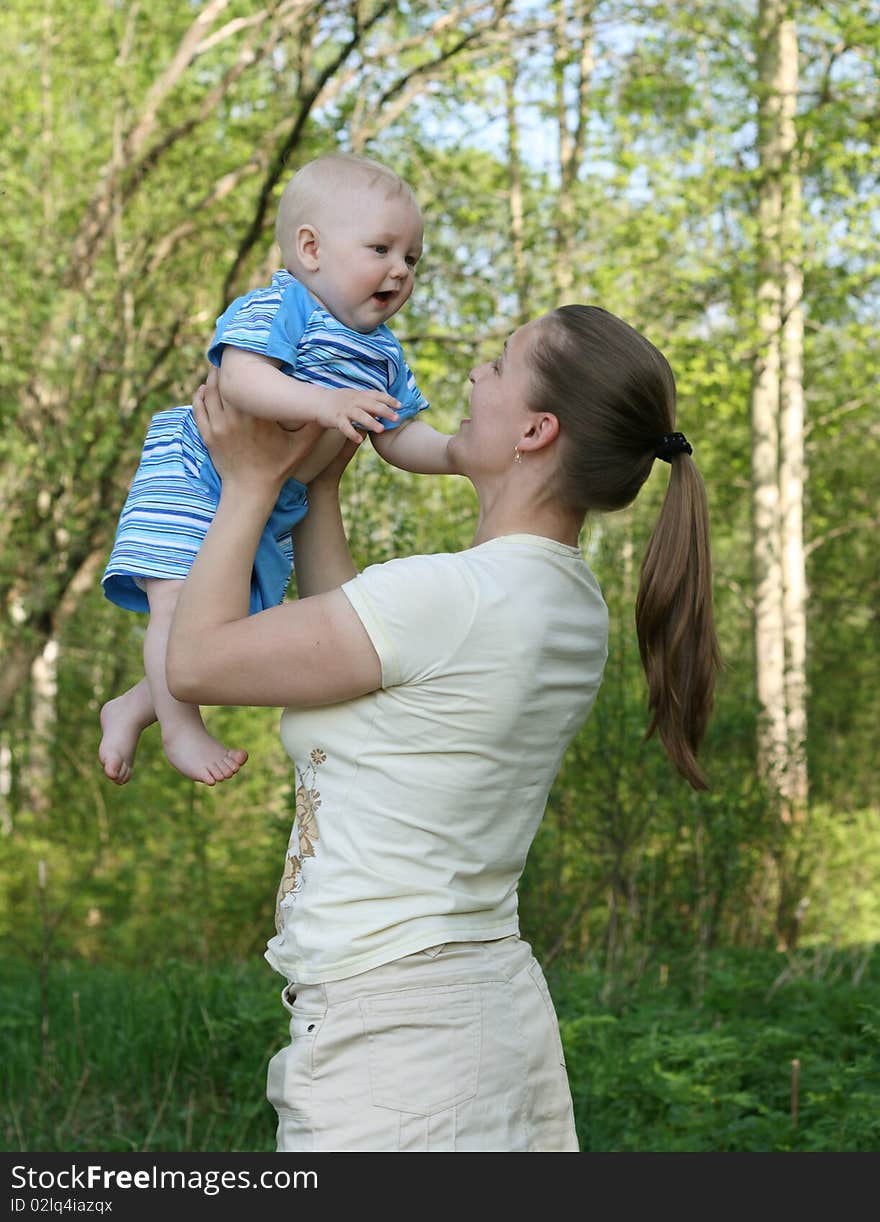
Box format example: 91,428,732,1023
2,946,878,1152
1,959,282,1152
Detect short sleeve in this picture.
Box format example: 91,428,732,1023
207,274,312,373
341,553,476,688
385,346,429,428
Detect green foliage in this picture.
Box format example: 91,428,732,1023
551,945,880,1152
2,948,877,1151
794,807,880,947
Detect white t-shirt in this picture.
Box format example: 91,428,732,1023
264,533,608,984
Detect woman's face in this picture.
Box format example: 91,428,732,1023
450,317,545,476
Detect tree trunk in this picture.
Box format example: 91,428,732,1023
778,14,809,819
752,2,792,811
24,639,59,817
0,735,12,836
753,0,809,949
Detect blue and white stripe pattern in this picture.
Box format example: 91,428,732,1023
208,271,429,419
102,407,308,615
102,272,427,617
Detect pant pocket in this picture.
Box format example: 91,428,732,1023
361,985,481,1115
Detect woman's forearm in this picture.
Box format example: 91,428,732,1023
165,380,363,707
167,477,278,691
292,480,357,597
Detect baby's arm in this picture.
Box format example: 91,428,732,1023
371,417,455,475
217,347,400,442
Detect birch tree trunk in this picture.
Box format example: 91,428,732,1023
23,640,59,817
778,14,809,819
753,0,809,948
0,736,12,836
751,0,800,814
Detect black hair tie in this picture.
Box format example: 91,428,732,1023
654,432,692,462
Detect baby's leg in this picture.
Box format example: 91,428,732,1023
99,677,157,786
143,578,248,785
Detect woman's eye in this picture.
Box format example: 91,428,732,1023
491,358,501,373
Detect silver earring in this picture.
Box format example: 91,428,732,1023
514,447,523,465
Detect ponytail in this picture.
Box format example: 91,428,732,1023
635,455,720,789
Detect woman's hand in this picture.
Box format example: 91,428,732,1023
193,368,325,493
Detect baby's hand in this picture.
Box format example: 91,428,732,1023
316,388,399,443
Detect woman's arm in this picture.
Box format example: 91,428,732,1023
166,379,381,710
291,439,361,597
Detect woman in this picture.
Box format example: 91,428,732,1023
167,304,720,1152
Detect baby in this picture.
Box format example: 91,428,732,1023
99,153,453,786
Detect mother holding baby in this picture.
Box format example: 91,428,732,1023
167,298,719,1152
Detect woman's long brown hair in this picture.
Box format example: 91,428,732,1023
528,305,721,788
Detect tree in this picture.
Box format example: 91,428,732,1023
750,0,807,822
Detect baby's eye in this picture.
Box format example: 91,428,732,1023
405,255,419,268
372,245,389,255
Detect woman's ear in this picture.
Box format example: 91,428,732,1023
296,224,320,271
518,412,560,454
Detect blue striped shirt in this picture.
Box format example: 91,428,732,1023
208,271,428,424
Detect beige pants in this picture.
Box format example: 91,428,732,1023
266,935,579,1152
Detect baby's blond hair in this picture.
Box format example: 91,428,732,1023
275,153,419,264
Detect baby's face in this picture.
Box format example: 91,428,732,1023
308,182,423,333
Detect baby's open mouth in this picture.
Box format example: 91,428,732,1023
373,291,395,304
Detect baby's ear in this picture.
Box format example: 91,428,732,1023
296,224,320,270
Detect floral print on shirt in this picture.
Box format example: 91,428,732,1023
274,748,324,934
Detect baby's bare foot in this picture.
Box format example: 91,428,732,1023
162,721,248,785
99,680,156,786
